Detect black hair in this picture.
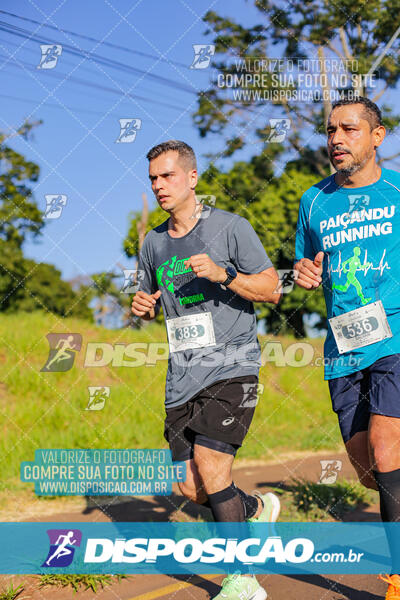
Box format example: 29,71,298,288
331,96,383,130
146,140,197,170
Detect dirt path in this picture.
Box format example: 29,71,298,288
0,452,386,600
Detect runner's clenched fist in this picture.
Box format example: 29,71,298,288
295,251,324,289
131,290,162,317
184,254,225,283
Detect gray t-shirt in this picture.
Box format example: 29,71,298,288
137,206,273,407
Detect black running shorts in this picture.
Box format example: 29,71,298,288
164,375,259,461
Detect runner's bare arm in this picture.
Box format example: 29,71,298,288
225,266,282,304
185,254,281,304
295,251,324,290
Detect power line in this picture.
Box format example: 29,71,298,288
0,51,191,113
0,9,190,70
0,20,195,94
0,34,187,108
0,91,193,127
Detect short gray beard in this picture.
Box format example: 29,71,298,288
335,153,370,177
337,163,362,176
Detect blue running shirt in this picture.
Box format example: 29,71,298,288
295,167,400,380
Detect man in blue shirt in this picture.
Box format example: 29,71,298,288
295,96,400,598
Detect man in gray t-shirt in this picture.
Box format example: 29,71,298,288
132,140,281,600
138,203,273,408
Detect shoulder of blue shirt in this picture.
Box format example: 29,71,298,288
298,166,400,209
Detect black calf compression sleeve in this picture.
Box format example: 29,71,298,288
207,483,259,521
374,468,400,573
207,484,245,522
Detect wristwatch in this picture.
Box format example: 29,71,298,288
221,265,237,287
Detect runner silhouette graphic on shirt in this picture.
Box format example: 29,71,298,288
332,246,372,305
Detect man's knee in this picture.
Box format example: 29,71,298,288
193,452,213,481
370,441,393,473
348,458,377,490
369,415,400,473
193,448,230,476
349,455,378,490
193,445,234,494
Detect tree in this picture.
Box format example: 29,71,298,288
124,3,400,336
0,122,93,320
0,122,44,246
90,271,134,328
0,243,92,320
124,194,165,326
195,1,400,167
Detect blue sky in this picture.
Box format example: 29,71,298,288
2,0,255,282
1,0,399,285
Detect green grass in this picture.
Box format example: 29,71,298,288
0,311,342,498
37,574,127,593
279,478,378,521
171,478,378,523
244,348,340,458
0,583,25,600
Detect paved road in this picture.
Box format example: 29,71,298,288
0,453,387,600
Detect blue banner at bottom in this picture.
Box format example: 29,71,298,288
1,522,398,574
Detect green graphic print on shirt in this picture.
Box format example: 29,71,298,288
156,256,192,293
331,246,373,305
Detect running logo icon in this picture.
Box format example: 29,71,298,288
190,44,215,69
348,194,370,215
86,386,110,410
239,383,264,408
120,270,144,294
268,119,291,143
37,44,62,69
318,460,342,484
191,195,216,220
274,269,298,294
42,529,82,567
44,194,67,219
41,333,82,372
116,119,142,143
